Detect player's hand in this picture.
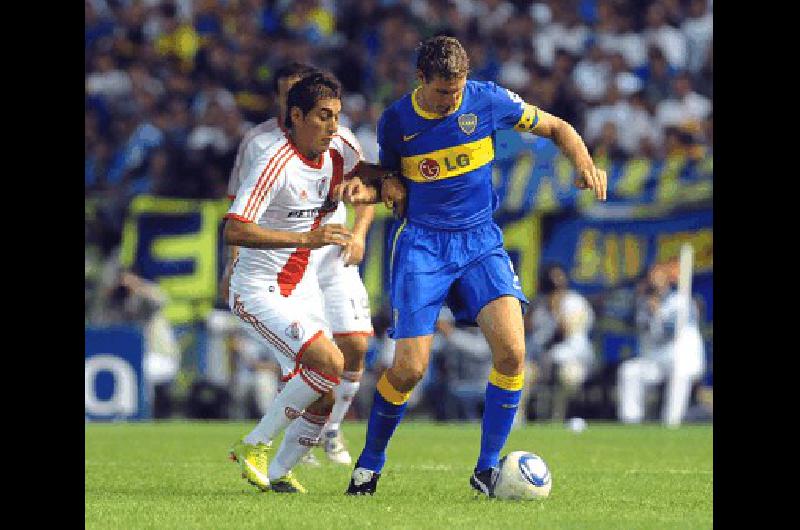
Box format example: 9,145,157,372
335,177,379,204
303,224,352,248
340,232,366,266
575,163,607,201
381,176,407,217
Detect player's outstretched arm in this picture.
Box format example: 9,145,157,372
224,218,352,249
530,110,608,201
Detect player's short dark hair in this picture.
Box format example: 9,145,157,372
416,35,470,81
285,72,341,129
272,62,318,94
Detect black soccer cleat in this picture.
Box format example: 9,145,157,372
345,466,381,495
470,465,500,498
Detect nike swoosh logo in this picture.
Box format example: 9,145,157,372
403,132,421,142
501,404,518,409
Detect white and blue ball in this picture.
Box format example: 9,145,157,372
493,451,552,500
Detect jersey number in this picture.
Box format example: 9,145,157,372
349,297,371,320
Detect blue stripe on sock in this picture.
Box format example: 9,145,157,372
476,382,521,472
356,390,408,473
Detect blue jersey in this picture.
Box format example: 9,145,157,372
377,80,540,229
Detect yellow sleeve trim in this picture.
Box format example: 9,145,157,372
377,372,412,405
489,368,524,391
513,103,540,133
401,136,494,183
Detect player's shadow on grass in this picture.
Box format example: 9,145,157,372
88,485,274,497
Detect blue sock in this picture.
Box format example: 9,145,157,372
356,374,410,473
476,371,523,472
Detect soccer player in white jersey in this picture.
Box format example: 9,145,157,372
225,72,395,493
223,63,374,467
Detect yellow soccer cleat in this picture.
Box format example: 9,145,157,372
270,471,307,494
229,439,271,492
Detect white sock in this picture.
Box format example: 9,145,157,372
324,371,361,434
268,410,329,481
244,367,338,445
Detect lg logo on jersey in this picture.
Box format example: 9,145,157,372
445,154,471,171
419,154,471,180
419,158,440,180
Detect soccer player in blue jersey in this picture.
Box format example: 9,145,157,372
339,36,607,497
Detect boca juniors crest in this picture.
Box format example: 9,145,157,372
458,113,478,135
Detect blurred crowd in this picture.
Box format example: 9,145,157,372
86,0,712,249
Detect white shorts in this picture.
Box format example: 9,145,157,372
229,282,330,379
313,244,374,337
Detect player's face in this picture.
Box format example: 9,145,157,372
418,73,467,115
290,97,341,157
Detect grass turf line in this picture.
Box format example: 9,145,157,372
86,421,712,529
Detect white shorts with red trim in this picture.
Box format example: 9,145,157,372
314,244,374,337
229,285,329,378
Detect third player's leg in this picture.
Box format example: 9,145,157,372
335,334,369,373
318,251,374,462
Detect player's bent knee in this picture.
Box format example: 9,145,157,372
493,348,526,375
335,334,369,355
300,334,345,378
328,353,345,378
390,363,426,391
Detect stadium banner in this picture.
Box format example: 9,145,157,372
539,209,712,293
491,130,713,219
538,209,713,366
119,195,230,325
85,326,149,421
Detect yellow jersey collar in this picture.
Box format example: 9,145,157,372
412,86,463,120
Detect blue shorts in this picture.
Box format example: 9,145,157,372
387,220,528,339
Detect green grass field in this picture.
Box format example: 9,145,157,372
85,421,712,529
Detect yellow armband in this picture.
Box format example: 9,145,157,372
514,103,540,133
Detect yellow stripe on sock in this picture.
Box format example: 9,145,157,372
376,373,412,405
488,368,524,391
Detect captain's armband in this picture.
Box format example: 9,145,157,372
513,103,540,133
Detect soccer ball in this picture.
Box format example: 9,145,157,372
493,451,552,500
